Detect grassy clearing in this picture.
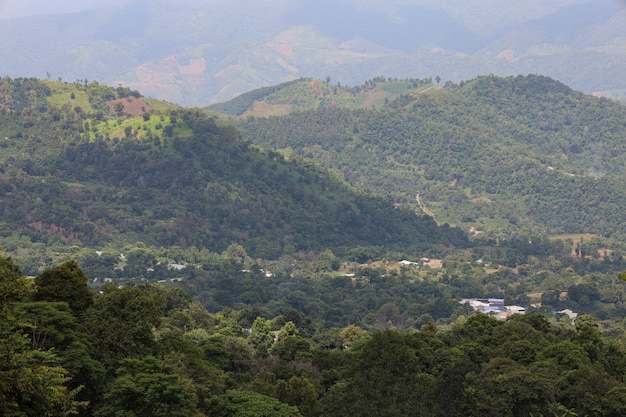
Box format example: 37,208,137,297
45,82,94,112
90,115,193,141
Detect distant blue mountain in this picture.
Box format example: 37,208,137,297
286,0,486,53
0,0,623,105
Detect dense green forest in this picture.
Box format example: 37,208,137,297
4,255,626,417
235,75,626,238
4,75,626,416
0,77,466,268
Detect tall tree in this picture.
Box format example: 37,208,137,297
81,284,166,369
206,390,302,417
0,255,86,417
34,259,93,315
94,356,197,417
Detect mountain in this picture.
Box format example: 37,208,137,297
0,0,624,106
206,76,436,116
233,74,626,238
0,77,467,261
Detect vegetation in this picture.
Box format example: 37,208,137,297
4,254,626,416
207,76,434,116
0,77,466,266
4,74,626,415
236,74,626,238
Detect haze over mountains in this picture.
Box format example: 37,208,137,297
1,0,624,106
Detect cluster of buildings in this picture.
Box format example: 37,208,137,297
460,298,526,320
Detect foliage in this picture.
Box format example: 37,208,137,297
208,76,434,116
4,254,626,416
0,254,87,417
94,356,197,417
206,390,302,417
0,77,467,262
237,74,626,239
34,259,93,315
81,284,166,369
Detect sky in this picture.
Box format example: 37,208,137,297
0,0,129,19
0,0,229,19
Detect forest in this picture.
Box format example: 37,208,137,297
236,75,626,238
0,77,466,266
3,76,626,416
3,254,626,417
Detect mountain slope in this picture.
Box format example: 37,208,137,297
236,74,626,237
206,76,436,116
0,77,467,258
1,0,624,105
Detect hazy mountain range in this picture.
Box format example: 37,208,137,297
0,0,624,106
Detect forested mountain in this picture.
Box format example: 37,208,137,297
4,254,626,417
235,74,626,238
206,76,435,116
0,77,466,262
1,0,624,105
4,75,626,417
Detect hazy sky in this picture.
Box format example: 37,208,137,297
0,0,129,19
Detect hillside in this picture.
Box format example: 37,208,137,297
235,74,626,238
5,251,626,417
0,77,467,263
206,76,437,116
1,0,624,105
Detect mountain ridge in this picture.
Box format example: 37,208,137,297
1,0,624,105
0,77,467,262
233,74,626,238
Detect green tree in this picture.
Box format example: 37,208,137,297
34,259,93,315
276,375,321,417
271,334,312,362
0,254,27,304
94,356,197,417
479,357,557,417
81,284,166,369
325,330,435,416
249,317,274,358
125,248,157,278
206,390,302,417
224,243,251,266
0,255,87,417
114,102,124,117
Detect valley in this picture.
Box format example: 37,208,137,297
2,73,626,416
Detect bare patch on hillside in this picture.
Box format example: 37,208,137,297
275,57,298,74
179,58,206,75
272,43,294,56
495,49,517,62
248,101,293,117
106,96,151,117
310,79,323,96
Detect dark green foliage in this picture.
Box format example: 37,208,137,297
0,255,87,417
326,330,436,416
5,256,626,416
0,79,467,258
94,356,197,417
0,77,51,113
238,74,626,238
207,78,307,115
34,259,93,314
81,284,166,368
0,254,26,304
206,390,302,417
